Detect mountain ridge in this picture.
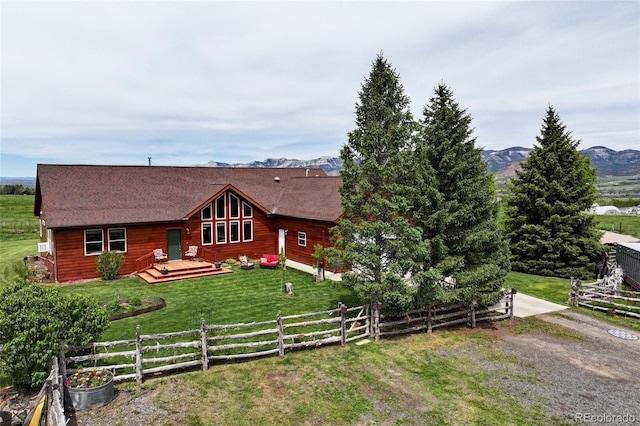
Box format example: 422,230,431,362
198,146,640,178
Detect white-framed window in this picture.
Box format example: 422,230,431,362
229,194,240,219
108,228,126,252
298,231,307,247
243,220,253,242
216,222,226,244
85,229,104,255
215,194,226,220
202,223,213,245
242,202,253,218
230,221,240,242
201,203,213,220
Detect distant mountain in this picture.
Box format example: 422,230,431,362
201,146,639,179
198,156,344,176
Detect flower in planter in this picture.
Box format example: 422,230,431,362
66,368,113,388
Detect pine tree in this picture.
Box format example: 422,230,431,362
330,53,421,315
505,106,602,279
414,84,510,306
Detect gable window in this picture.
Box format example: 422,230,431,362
85,229,103,255
108,228,126,252
215,194,226,219
230,194,240,218
202,223,213,245
201,203,213,220
216,222,226,244
243,220,253,242
242,202,253,218
230,221,240,242
298,231,307,247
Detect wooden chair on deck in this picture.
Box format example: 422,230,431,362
185,245,198,261
154,249,168,263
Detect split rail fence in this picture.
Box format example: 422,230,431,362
60,290,515,384
568,278,640,319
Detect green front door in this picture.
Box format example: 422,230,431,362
167,229,182,261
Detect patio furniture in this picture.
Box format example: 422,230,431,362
259,254,279,269
239,255,254,270
184,245,198,260
154,249,168,263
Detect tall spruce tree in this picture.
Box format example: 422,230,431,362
505,106,602,279
330,53,422,315
414,84,510,306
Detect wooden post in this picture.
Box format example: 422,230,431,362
135,325,143,384
58,340,67,380
364,304,371,337
470,300,477,328
426,306,432,333
339,302,347,346
509,288,516,319
200,318,209,371
372,302,381,341
276,311,285,356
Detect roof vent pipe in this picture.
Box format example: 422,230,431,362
274,177,280,182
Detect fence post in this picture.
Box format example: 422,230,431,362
372,302,381,341
276,311,285,357
200,318,209,371
58,340,67,381
339,302,347,346
135,325,143,384
365,304,371,338
509,288,516,319
470,300,477,328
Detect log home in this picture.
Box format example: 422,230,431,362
34,165,342,282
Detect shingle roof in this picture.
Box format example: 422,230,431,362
35,165,343,228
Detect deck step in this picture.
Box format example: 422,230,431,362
137,260,233,284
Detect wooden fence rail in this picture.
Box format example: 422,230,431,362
568,277,640,319
60,292,514,385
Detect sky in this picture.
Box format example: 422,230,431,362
1,1,639,177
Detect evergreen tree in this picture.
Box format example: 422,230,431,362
330,53,421,316
414,84,510,306
505,106,602,279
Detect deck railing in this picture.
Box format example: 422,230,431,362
135,251,155,273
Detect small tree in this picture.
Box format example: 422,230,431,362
279,248,287,292
311,244,325,282
0,282,109,387
96,251,124,280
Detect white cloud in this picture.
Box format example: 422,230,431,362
1,1,638,176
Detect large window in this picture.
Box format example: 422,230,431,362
201,203,212,220
230,194,240,218
230,221,240,242
202,223,213,245
216,222,226,244
108,228,126,252
215,195,226,219
243,202,252,218
243,220,253,242
85,229,103,255
298,231,307,247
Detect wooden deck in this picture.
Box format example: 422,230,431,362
136,260,233,284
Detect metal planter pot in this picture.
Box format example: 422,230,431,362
66,371,115,410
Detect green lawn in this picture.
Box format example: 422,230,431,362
55,268,359,341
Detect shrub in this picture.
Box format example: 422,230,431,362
0,282,109,387
129,297,142,307
96,251,124,280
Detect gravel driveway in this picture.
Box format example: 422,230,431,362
493,310,640,424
